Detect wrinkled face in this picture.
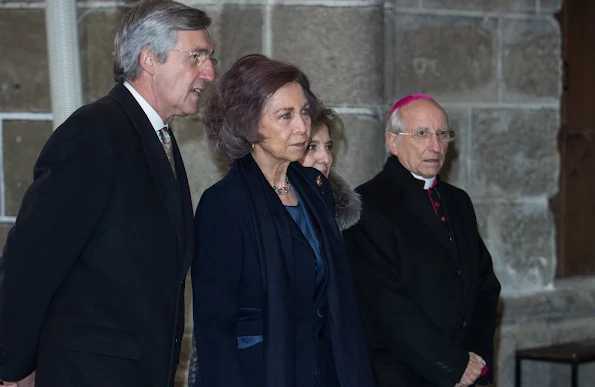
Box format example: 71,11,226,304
152,29,216,121
386,99,449,178
255,82,311,164
300,124,333,177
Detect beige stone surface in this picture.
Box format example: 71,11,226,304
470,108,559,197
173,114,226,208
0,10,50,112
502,18,561,101
394,0,420,7
217,5,264,72
423,0,536,12
333,114,385,188
78,8,126,104
392,13,498,102
539,0,563,13
272,5,384,106
474,199,556,295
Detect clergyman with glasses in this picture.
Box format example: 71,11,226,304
343,94,501,387
0,1,215,386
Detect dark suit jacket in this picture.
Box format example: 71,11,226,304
0,83,194,387
344,156,501,387
192,159,372,387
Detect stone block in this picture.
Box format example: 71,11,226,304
171,114,226,208
3,121,53,216
473,200,555,296
217,6,263,71
470,108,559,197
78,8,126,104
502,18,561,102
272,6,384,106
422,0,535,13
392,14,497,102
539,0,563,14
333,113,385,187
394,0,420,7
498,317,595,387
495,279,595,387
0,223,14,251
440,106,469,189
0,10,50,112
78,0,137,3
496,322,555,387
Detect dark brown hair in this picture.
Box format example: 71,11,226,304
203,54,322,161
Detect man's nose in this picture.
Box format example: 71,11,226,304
428,133,442,151
201,60,216,82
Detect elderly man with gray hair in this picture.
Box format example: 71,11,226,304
0,1,215,386
344,94,501,387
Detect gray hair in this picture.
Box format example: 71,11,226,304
386,107,405,134
385,104,450,153
385,107,405,153
113,0,212,83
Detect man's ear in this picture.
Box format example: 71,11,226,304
139,48,157,75
386,132,398,156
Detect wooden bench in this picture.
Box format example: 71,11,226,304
515,339,595,387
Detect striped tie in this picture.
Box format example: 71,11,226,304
159,127,177,179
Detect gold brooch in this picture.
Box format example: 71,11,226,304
316,175,322,186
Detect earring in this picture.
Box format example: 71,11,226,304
251,143,255,150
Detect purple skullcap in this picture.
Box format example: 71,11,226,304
387,94,434,121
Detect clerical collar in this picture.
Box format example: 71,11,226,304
410,172,436,190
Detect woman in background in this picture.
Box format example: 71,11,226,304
300,108,361,231
191,54,374,387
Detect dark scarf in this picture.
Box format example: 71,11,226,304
234,155,374,387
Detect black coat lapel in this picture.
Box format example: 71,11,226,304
384,157,460,264
287,163,376,387
169,129,195,270
439,184,472,290
108,84,185,264
401,189,460,264
287,163,335,300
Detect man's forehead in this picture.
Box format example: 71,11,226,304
177,29,214,50
402,100,447,121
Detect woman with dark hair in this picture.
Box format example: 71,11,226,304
191,54,374,387
300,108,362,231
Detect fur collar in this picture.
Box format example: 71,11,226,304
328,170,362,231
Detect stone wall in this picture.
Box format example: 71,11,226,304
2,1,590,387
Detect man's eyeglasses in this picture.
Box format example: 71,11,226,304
397,129,456,143
170,49,218,68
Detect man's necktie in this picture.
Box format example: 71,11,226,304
159,127,177,179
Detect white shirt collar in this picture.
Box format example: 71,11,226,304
410,172,436,190
123,81,167,133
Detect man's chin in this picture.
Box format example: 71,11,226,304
183,106,201,117
419,168,441,178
